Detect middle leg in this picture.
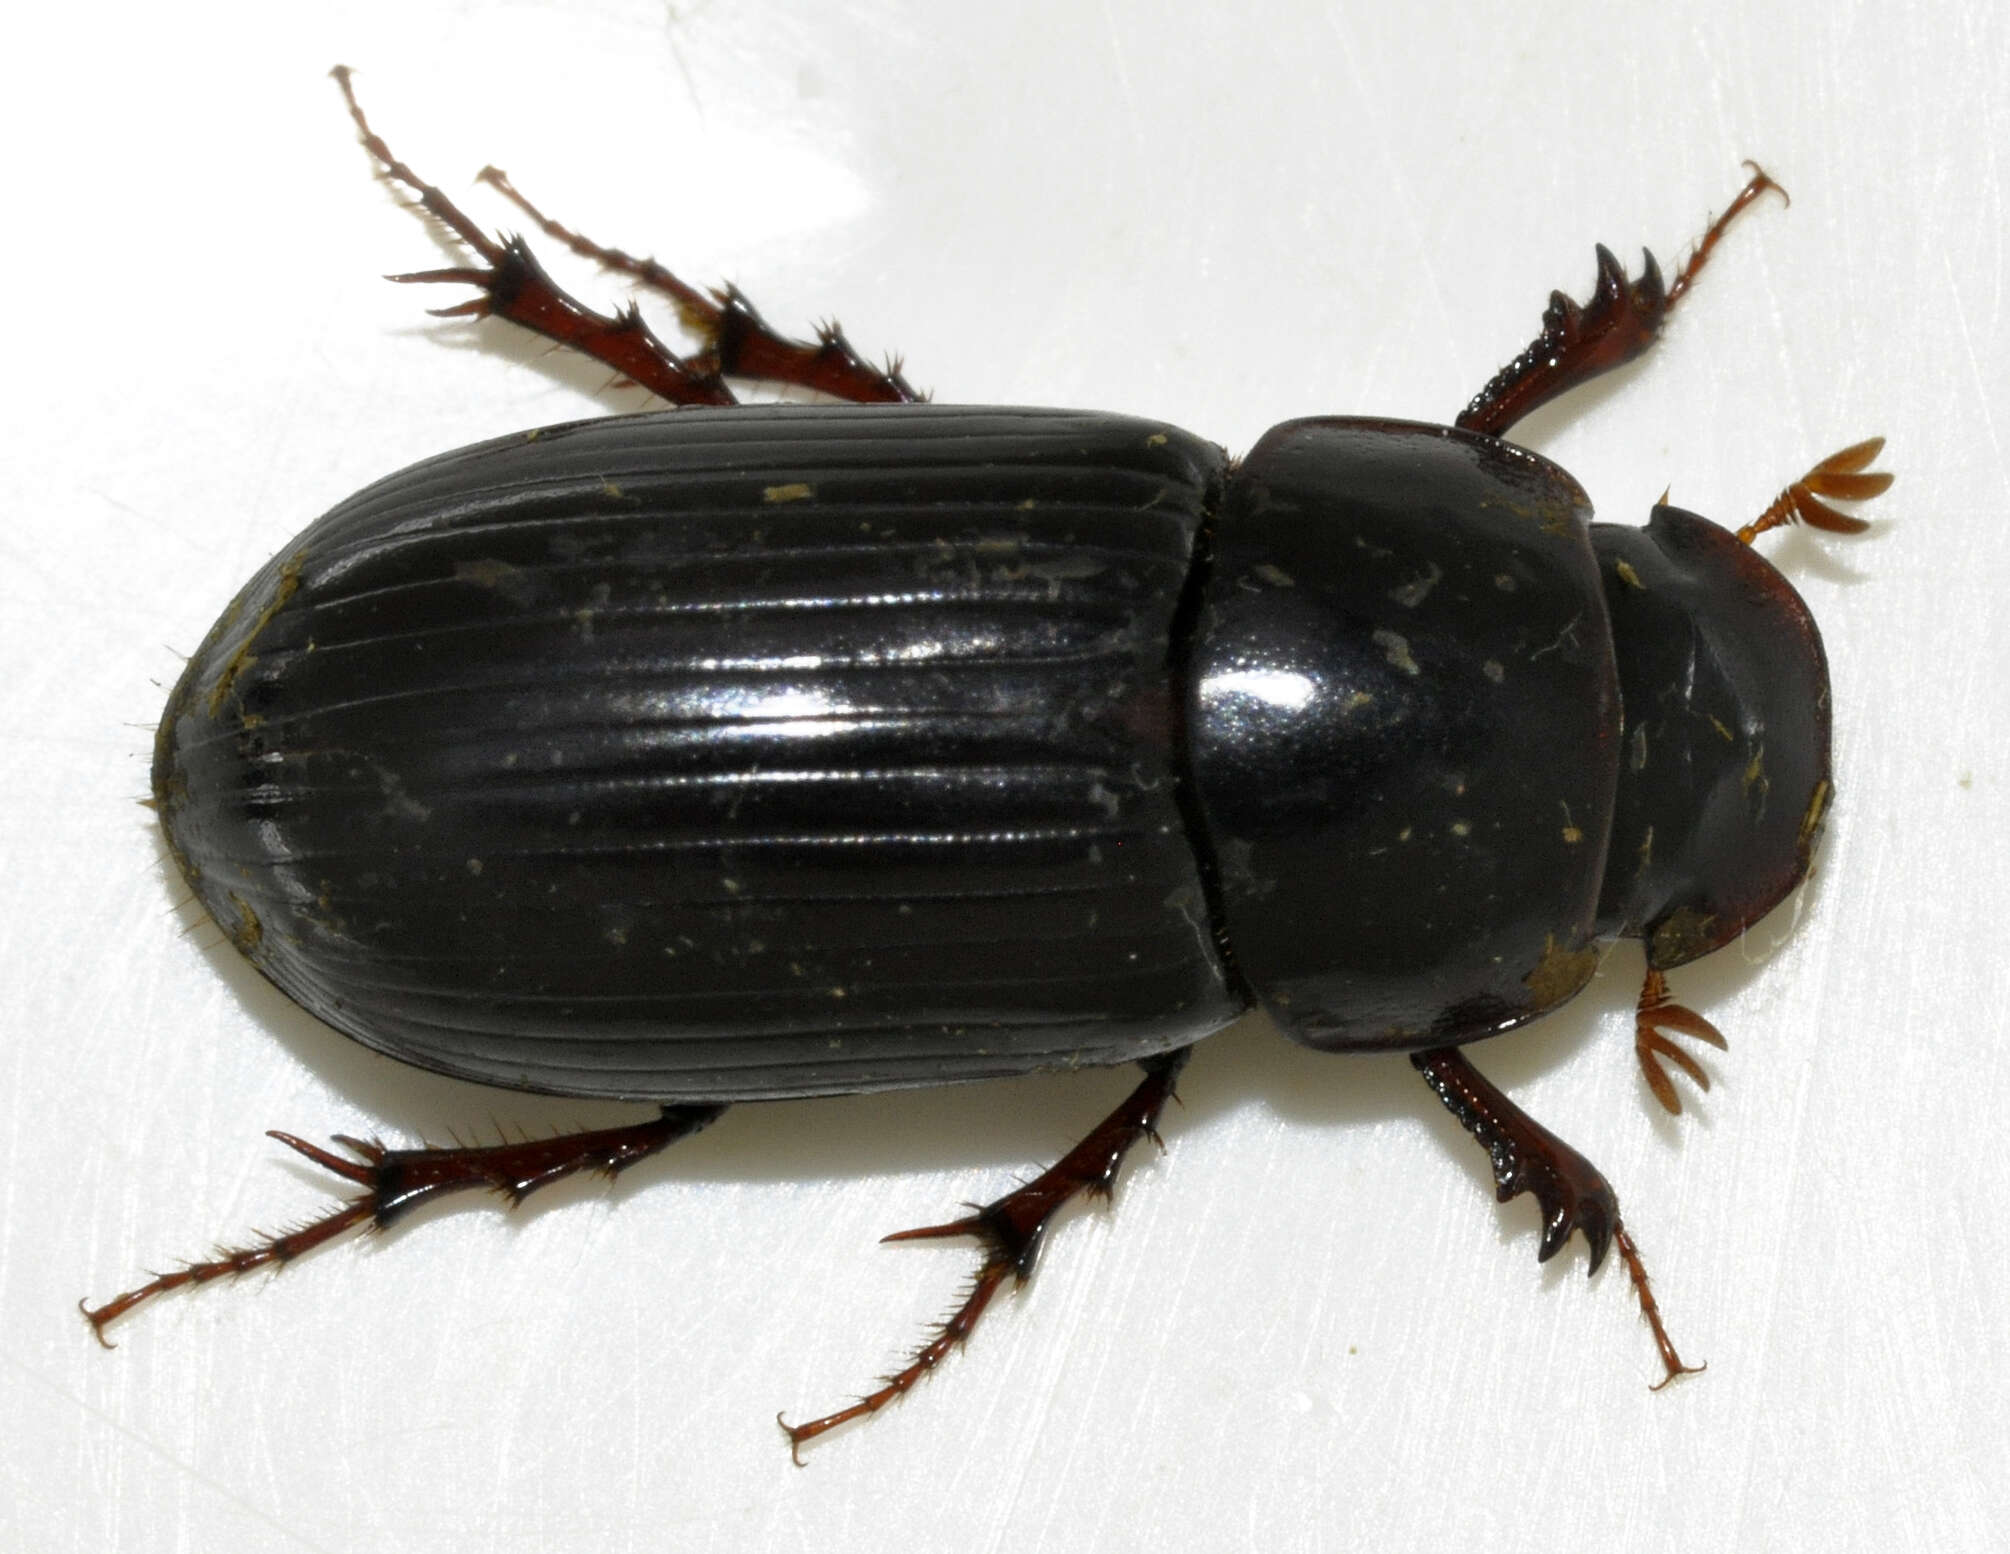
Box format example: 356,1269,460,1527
779,1047,1191,1460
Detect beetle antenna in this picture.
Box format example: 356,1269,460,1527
1738,437,1892,544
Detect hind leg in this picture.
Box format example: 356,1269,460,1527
81,1106,725,1340
333,67,918,408
476,164,919,404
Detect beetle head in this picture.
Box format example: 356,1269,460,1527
1589,506,1834,967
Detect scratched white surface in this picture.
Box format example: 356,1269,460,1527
4,2,2005,1550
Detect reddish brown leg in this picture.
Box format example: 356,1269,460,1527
1634,966,1729,1115
332,66,735,406
1412,1045,1702,1388
1457,164,1786,440
1736,437,1893,544
80,1104,725,1343
778,1047,1191,1461
476,166,921,405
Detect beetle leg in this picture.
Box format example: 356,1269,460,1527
1634,967,1729,1115
79,1104,724,1343
778,1047,1190,1460
1736,436,1893,544
1412,1045,1702,1389
1457,165,1786,440
332,66,736,406
332,69,918,409
475,165,921,405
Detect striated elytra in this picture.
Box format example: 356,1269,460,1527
89,74,1892,1456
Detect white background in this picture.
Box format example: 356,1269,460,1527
4,3,2005,1551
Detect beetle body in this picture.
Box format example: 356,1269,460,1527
95,85,1887,1442
155,403,1829,1100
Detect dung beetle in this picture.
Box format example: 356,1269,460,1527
84,69,1891,1458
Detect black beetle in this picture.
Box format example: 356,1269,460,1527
86,71,1890,1457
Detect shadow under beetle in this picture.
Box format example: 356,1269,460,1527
86,69,1892,1457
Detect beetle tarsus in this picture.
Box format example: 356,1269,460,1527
1615,1223,1706,1389
80,1196,376,1343
1457,164,1784,440
779,1048,1191,1457
1662,161,1788,310
1736,437,1892,545
1634,967,1729,1115
80,1106,722,1338
779,1259,1013,1465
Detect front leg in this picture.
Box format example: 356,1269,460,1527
1458,165,1785,440
1412,1045,1701,1389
